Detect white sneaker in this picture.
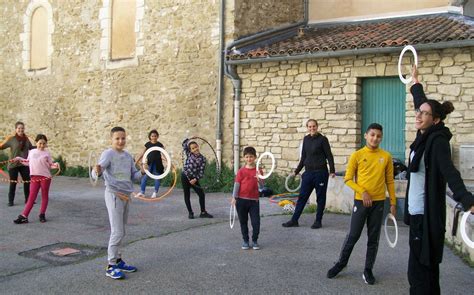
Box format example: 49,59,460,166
151,192,157,198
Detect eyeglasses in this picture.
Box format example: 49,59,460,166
415,108,432,117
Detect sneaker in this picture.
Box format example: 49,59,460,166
242,241,250,250
8,202,13,207
252,241,260,250
282,220,299,227
327,262,346,278
151,192,157,198
135,192,145,198
188,212,194,219
13,215,28,224
363,268,375,285
311,220,322,229
200,212,213,218
106,265,125,279
39,213,46,223
116,259,137,273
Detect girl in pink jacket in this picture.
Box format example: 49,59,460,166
13,134,58,224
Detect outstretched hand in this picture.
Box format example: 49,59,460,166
411,65,419,83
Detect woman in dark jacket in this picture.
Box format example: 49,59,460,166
405,67,474,294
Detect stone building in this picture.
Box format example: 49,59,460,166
1,0,473,181
225,0,474,182
0,0,302,167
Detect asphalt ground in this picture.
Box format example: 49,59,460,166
0,176,472,294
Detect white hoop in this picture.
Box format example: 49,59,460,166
142,147,171,180
256,151,275,180
460,212,474,248
384,213,398,248
229,202,236,229
88,151,98,186
398,45,418,84
285,174,301,192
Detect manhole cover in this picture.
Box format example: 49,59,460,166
19,242,106,266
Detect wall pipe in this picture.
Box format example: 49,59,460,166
215,0,225,171
224,1,308,174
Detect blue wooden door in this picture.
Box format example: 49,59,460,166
362,77,405,161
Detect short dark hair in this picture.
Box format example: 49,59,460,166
366,123,383,133
110,126,126,136
15,121,24,128
148,129,159,139
243,146,257,157
188,141,198,148
35,134,48,142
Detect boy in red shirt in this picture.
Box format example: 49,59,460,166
232,147,264,250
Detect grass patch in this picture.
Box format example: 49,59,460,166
445,239,474,267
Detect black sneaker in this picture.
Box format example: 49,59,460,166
327,262,346,278
8,202,14,207
13,215,28,224
188,212,194,219
311,220,322,229
39,214,46,223
282,220,299,227
363,268,375,285
200,212,213,218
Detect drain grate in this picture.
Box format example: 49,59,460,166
19,242,106,266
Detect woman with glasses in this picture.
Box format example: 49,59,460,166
405,67,474,294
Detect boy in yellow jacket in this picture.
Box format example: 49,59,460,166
327,123,396,285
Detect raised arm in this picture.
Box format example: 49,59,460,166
410,66,427,109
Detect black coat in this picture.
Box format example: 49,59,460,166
404,83,474,266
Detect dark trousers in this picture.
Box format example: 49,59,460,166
8,165,30,205
236,198,260,242
291,170,329,223
337,200,384,270
181,173,206,214
408,215,440,295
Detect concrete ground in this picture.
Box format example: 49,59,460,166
0,176,472,294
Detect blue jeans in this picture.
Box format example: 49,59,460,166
291,170,329,223
140,162,161,194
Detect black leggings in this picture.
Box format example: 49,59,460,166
8,165,30,204
181,173,206,214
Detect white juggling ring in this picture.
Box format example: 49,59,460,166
142,147,172,180
460,212,474,248
398,45,418,84
384,213,398,248
88,151,98,186
285,173,301,192
229,202,236,229
256,151,275,180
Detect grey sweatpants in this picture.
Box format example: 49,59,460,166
105,190,129,265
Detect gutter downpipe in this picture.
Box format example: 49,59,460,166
216,0,225,171
224,1,308,174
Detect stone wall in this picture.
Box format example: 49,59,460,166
234,0,304,38
0,0,238,166
235,48,474,175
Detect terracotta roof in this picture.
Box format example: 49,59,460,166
227,13,474,61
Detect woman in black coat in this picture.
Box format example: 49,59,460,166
405,67,474,294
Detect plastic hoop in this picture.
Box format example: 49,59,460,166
285,174,301,192
133,164,177,202
142,147,171,180
398,45,418,84
88,151,98,186
256,151,275,180
0,159,60,183
460,212,474,248
384,213,398,248
269,192,299,204
229,202,236,229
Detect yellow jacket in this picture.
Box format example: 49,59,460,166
344,146,396,205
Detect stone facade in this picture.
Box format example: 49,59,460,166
235,48,474,178
234,0,303,38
